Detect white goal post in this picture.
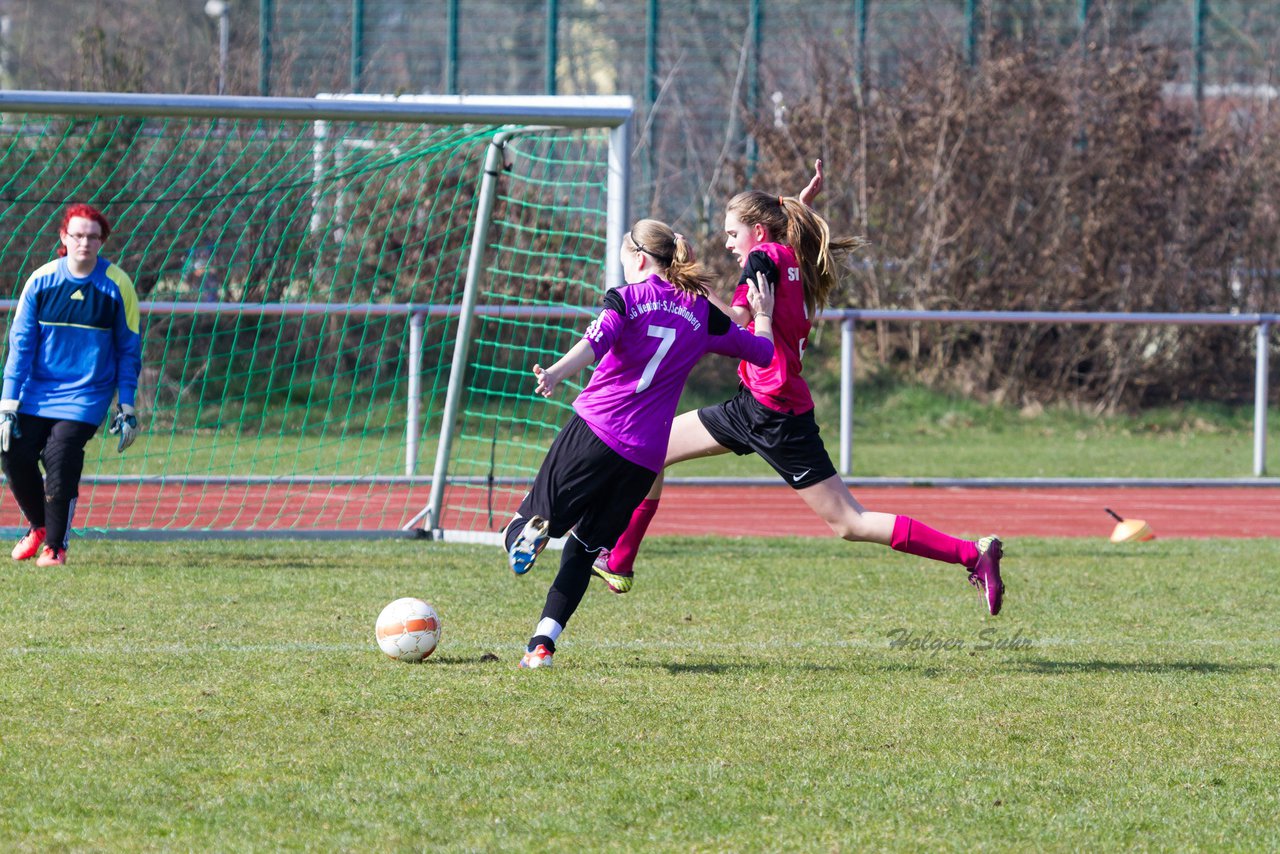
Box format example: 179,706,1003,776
0,89,633,538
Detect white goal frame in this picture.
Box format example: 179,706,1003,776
0,89,634,539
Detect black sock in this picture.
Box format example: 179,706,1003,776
535,536,594,636
527,635,557,653
504,516,525,552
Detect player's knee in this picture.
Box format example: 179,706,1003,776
831,513,874,543
42,445,85,500
44,483,80,503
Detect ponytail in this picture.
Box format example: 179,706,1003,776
779,197,864,315
666,233,716,296
627,219,715,297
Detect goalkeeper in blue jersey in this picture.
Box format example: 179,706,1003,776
0,204,142,567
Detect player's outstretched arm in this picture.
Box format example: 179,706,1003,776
533,339,596,398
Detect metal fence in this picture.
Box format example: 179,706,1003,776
2,1,1278,221
64,301,1274,484
261,0,1280,222
826,308,1277,481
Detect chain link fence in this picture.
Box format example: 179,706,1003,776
2,1,1278,221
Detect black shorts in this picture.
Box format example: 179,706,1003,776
516,414,658,551
697,387,838,489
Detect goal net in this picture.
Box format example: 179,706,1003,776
0,91,631,538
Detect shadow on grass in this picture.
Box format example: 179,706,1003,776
431,653,512,666
632,658,1279,678
1014,659,1277,674
624,661,849,676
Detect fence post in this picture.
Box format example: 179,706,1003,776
965,0,982,67
259,0,272,96
545,0,559,95
406,311,425,476
854,0,868,95
351,0,365,93
746,0,762,174
644,0,659,192
1255,320,1271,476
1192,0,1207,108
446,0,459,94
840,315,855,475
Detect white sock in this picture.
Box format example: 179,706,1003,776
534,618,563,642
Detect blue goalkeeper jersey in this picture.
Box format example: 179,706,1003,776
2,256,142,425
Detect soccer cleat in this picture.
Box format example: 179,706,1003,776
12,526,46,561
968,535,1004,616
518,643,554,669
35,546,67,568
590,549,634,594
508,515,550,575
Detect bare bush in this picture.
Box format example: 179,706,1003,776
742,45,1280,410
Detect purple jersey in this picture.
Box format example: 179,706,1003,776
573,273,773,472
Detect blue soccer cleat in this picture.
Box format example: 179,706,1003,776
508,516,550,575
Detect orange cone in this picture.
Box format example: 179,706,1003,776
1105,508,1155,543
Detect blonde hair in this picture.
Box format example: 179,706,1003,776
627,218,715,297
726,191,864,315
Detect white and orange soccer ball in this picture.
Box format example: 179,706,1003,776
374,597,442,662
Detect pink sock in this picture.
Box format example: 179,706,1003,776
890,515,979,569
609,498,659,573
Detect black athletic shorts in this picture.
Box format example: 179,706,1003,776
697,386,838,489
515,414,658,551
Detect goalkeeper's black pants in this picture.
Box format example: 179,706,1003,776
1,415,99,552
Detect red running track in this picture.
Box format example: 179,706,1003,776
643,485,1280,540
21,482,1279,538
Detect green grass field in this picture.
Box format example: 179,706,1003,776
3,537,1277,850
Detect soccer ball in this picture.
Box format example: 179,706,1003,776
375,597,442,662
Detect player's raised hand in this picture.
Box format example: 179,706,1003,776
747,271,775,320
798,158,824,208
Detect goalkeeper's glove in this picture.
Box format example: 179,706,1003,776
0,399,19,454
108,403,138,453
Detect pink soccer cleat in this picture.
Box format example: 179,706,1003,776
968,536,1004,616
591,549,634,594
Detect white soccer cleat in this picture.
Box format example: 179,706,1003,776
518,643,554,669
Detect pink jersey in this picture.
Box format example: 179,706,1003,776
732,242,814,414
573,273,773,472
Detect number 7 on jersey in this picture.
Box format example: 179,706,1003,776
634,324,676,393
